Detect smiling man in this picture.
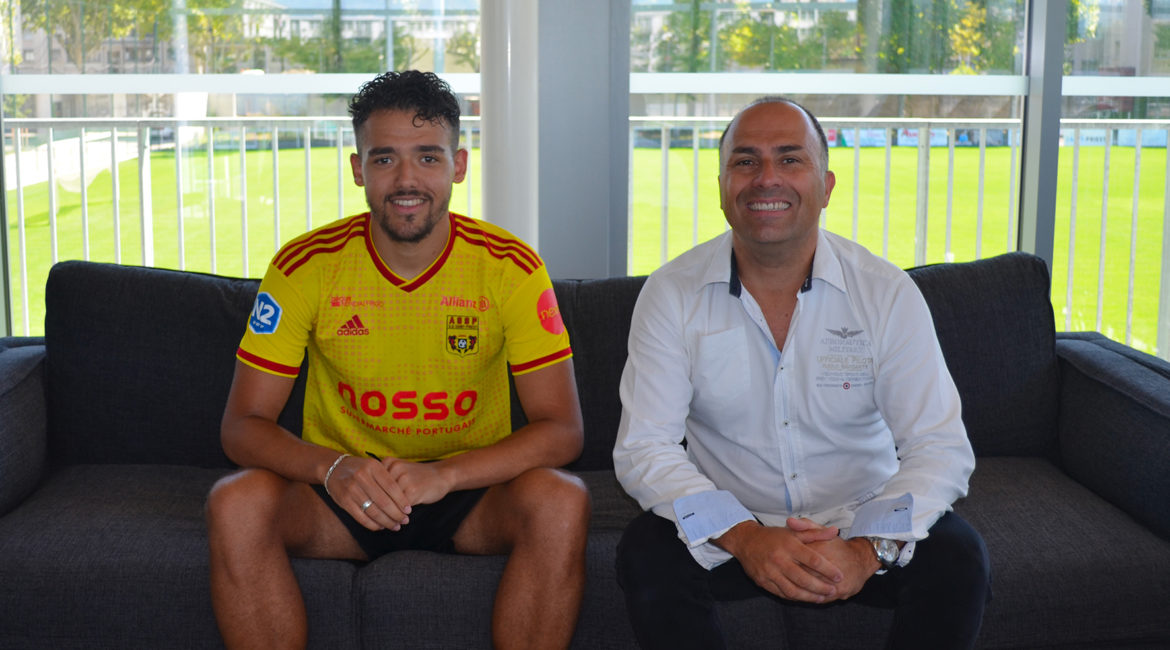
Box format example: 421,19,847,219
613,98,990,649
205,71,588,650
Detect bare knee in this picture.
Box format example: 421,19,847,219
508,468,591,539
205,468,288,544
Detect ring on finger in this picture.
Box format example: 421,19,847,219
360,499,374,512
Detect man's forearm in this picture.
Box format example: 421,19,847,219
222,412,345,486
430,416,582,493
431,358,583,492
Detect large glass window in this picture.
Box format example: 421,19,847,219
632,0,1024,75
2,0,481,335
4,1,481,79
1056,0,1169,354
629,0,1028,274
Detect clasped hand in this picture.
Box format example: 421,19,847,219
719,518,880,604
328,455,454,531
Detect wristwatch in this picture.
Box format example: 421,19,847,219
866,536,900,570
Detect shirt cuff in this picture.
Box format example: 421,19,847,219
848,493,915,538
896,540,916,567
672,490,755,547
687,540,736,570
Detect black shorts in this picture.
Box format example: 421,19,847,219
311,483,487,559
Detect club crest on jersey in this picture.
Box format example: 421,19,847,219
446,315,479,356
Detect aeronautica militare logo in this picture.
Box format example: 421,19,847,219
249,292,282,334
337,315,370,336
825,326,864,339
816,325,873,391
446,315,479,356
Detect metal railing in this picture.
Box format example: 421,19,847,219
629,116,1170,359
629,116,1024,266
3,115,481,336
4,114,1168,359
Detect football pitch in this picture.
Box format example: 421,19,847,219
4,143,1166,355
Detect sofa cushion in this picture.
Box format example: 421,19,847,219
715,457,1170,649
0,464,359,650
43,262,305,468
956,457,1170,648
907,253,1059,457
355,470,637,649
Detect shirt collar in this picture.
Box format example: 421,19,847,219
694,231,736,291
722,230,845,297
809,229,848,294
727,250,813,297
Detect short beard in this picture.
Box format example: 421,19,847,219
370,195,441,244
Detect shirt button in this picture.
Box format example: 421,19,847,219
791,473,798,479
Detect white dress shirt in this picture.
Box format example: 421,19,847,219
613,229,975,569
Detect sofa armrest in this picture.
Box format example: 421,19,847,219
1058,331,1170,381
0,342,48,516
1056,337,1170,541
0,335,45,351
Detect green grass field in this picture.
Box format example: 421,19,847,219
630,145,1166,355
5,141,1166,356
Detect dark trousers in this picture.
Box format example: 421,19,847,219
616,510,990,650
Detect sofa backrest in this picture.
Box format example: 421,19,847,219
42,251,1058,470
42,261,639,471
44,262,305,468
524,276,648,472
906,252,1059,457
552,252,1061,468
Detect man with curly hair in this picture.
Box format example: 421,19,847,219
206,70,588,649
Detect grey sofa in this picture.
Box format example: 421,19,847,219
1,251,1168,649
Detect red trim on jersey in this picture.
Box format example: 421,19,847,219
363,229,403,288
363,213,457,292
453,214,540,263
451,214,541,275
276,216,367,277
237,347,301,377
510,347,572,374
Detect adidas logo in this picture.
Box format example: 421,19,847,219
337,315,370,336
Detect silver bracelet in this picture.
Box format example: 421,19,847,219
323,453,351,499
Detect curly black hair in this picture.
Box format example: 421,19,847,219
348,70,461,149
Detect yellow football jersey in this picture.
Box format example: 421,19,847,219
237,212,572,461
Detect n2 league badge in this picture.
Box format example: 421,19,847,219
249,292,282,334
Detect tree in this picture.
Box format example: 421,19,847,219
446,22,479,73
872,0,971,73
21,0,169,72
819,10,858,69
718,10,821,72
950,1,986,73
185,0,249,73
1067,0,1100,45
638,0,1011,76
269,21,423,74
643,0,711,72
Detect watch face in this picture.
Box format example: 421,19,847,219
874,538,898,566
